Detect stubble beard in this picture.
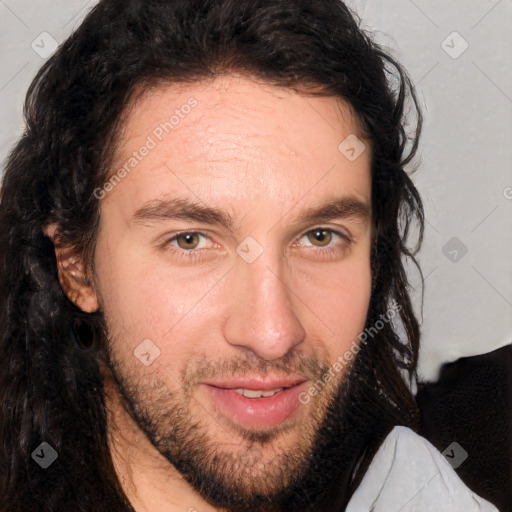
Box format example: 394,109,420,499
106,346,367,512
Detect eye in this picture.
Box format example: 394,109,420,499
292,227,353,261
306,229,333,247
300,228,349,248
160,231,221,264
170,232,208,250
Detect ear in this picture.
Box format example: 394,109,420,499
43,223,99,313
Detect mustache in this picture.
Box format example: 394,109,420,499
184,352,330,386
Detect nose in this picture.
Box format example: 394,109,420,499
222,250,306,361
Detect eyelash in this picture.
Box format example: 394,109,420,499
162,228,352,262
293,228,352,261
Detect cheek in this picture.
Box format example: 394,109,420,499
292,258,372,354
93,240,224,361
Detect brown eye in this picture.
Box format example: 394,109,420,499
307,229,332,247
176,233,201,249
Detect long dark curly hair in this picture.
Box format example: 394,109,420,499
0,1,424,510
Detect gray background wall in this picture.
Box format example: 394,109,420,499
1,0,511,381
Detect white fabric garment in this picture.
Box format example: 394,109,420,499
346,426,499,512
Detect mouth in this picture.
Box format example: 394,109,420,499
201,376,309,429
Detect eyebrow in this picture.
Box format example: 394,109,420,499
292,196,371,227
131,195,371,229
132,197,234,228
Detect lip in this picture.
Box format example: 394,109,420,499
201,375,307,391
202,378,309,429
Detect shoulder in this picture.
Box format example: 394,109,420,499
346,426,500,512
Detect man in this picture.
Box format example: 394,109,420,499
0,1,499,511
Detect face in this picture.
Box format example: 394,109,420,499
91,74,372,509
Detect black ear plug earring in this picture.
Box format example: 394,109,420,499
71,317,97,351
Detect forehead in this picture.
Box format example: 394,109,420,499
106,74,371,216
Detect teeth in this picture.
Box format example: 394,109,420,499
233,388,284,398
